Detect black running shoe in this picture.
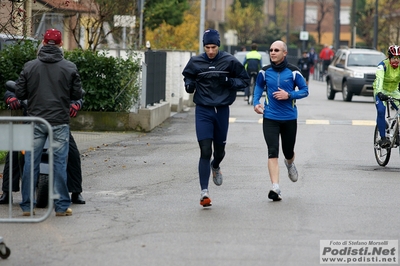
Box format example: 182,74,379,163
268,188,282,201
378,137,391,148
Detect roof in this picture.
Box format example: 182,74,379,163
35,0,95,13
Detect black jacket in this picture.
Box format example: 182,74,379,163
15,45,83,126
182,51,249,107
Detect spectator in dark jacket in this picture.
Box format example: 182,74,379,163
15,28,84,216
297,50,313,85
182,29,249,207
0,87,85,205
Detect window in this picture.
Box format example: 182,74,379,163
338,53,346,66
340,7,350,25
305,6,317,24
32,13,64,39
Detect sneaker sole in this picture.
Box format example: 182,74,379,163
200,197,212,207
268,190,282,201
55,213,72,216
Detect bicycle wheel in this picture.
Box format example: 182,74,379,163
248,76,255,105
36,174,49,208
374,125,391,166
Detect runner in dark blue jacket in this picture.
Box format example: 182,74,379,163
182,29,249,207
253,40,309,201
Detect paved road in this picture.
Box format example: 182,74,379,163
1,78,399,266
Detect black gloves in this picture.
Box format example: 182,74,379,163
6,97,21,110
377,92,389,101
70,103,80,117
185,83,195,93
219,76,232,87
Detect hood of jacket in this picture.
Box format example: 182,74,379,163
38,45,64,63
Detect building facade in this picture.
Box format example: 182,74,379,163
204,0,355,49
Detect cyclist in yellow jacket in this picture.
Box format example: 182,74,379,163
243,43,262,103
373,45,400,148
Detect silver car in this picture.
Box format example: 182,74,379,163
326,48,386,102
0,33,37,50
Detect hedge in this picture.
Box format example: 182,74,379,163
0,42,140,112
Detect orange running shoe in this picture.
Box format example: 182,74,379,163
200,189,212,207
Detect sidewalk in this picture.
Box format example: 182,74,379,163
71,131,140,153
0,131,139,174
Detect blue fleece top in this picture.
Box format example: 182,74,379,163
253,58,309,120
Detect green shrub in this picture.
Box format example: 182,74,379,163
64,49,140,112
0,41,39,109
0,42,141,112
0,151,6,164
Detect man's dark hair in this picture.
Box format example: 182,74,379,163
251,43,258,50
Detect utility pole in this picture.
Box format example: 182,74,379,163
286,0,291,44
139,0,145,49
350,0,356,48
373,0,378,49
302,0,306,52
334,0,340,51
199,0,205,54
25,0,32,36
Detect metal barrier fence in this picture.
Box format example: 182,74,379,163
0,117,56,258
0,116,55,222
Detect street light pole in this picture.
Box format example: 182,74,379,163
139,0,145,49
302,0,306,52
199,0,205,54
373,0,378,49
334,0,340,51
286,0,290,44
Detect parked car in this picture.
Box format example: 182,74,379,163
0,33,37,51
326,48,386,102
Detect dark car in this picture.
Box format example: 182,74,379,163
326,48,386,102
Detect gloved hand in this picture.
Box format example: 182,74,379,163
185,83,195,93
6,97,21,110
377,92,389,101
219,76,232,87
70,103,80,117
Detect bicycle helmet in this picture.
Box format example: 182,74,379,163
388,45,400,68
388,45,400,57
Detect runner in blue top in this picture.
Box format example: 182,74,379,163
253,40,309,201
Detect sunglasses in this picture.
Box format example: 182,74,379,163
269,48,280,52
391,56,400,60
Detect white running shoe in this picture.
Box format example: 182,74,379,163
211,161,223,186
284,159,298,182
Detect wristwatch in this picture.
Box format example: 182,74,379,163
287,92,291,99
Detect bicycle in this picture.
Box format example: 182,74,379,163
373,97,400,166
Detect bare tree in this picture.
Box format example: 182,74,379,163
67,0,137,51
315,0,335,45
